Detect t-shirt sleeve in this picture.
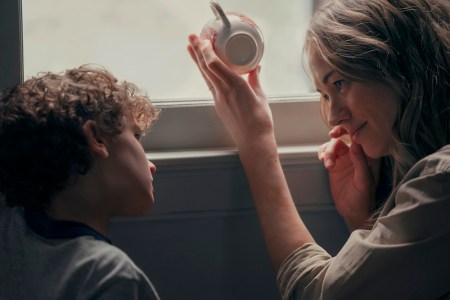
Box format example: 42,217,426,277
92,277,160,300
277,164,450,300
73,242,160,300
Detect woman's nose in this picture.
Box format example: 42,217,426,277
327,99,351,126
148,160,157,174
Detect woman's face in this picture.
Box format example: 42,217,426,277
308,45,400,158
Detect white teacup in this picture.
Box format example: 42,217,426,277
200,1,264,74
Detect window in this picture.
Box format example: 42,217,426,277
22,0,317,100
2,0,328,155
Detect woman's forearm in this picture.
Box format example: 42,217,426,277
238,136,315,270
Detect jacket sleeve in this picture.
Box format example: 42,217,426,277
277,163,450,300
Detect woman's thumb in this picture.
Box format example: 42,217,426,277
349,142,372,187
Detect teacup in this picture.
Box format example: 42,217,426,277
200,1,264,74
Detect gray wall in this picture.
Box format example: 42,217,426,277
109,154,349,300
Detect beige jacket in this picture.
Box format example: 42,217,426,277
277,145,450,300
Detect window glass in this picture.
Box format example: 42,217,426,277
22,0,315,101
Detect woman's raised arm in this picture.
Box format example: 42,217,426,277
187,34,315,270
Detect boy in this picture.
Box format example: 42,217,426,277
0,66,160,299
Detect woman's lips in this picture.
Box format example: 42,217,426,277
350,122,367,140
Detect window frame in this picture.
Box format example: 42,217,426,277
0,0,22,90
1,0,328,160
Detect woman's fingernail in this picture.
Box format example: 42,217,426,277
325,159,334,168
189,35,200,46
203,39,212,48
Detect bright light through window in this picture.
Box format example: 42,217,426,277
22,0,315,101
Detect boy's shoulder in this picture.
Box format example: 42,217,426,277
0,206,142,281
0,206,158,299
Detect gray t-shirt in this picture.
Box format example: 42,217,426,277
0,205,160,300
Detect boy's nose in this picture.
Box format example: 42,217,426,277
148,161,157,174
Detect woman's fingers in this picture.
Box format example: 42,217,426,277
318,143,328,162
187,44,215,92
199,39,238,88
188,34,267,102
187,35,221,88
187,35,218,93
350,141,380,190
349,142,369,179
329,125,348,138
188,34,239,91
318,138,349,169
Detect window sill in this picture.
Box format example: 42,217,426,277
144,94,329,152
147,144,321,167
136,143,330,218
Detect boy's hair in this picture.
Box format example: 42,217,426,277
305,0,450,186
0,65,160,210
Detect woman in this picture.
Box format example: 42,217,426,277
187,0,450,299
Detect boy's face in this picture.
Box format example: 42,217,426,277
101,114,156,216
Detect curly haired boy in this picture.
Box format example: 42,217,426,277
0,66,160,299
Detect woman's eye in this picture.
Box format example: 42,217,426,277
333,79,347,89
321,93,330,101
134,134,142,141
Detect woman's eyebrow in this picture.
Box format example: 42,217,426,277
322,70,335,85
316,70,336,93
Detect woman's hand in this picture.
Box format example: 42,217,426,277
187,34,274,151
318,126,380,231
188,34,315,270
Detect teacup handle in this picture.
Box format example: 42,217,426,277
210,1,230,28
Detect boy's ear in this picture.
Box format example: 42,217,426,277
83,120,109,158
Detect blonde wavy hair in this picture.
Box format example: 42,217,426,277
0,65,160,209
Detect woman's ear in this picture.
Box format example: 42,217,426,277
83,120,109,158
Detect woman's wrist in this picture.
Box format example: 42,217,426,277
237,134,278,160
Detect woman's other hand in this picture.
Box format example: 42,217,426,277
318,125,380,231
